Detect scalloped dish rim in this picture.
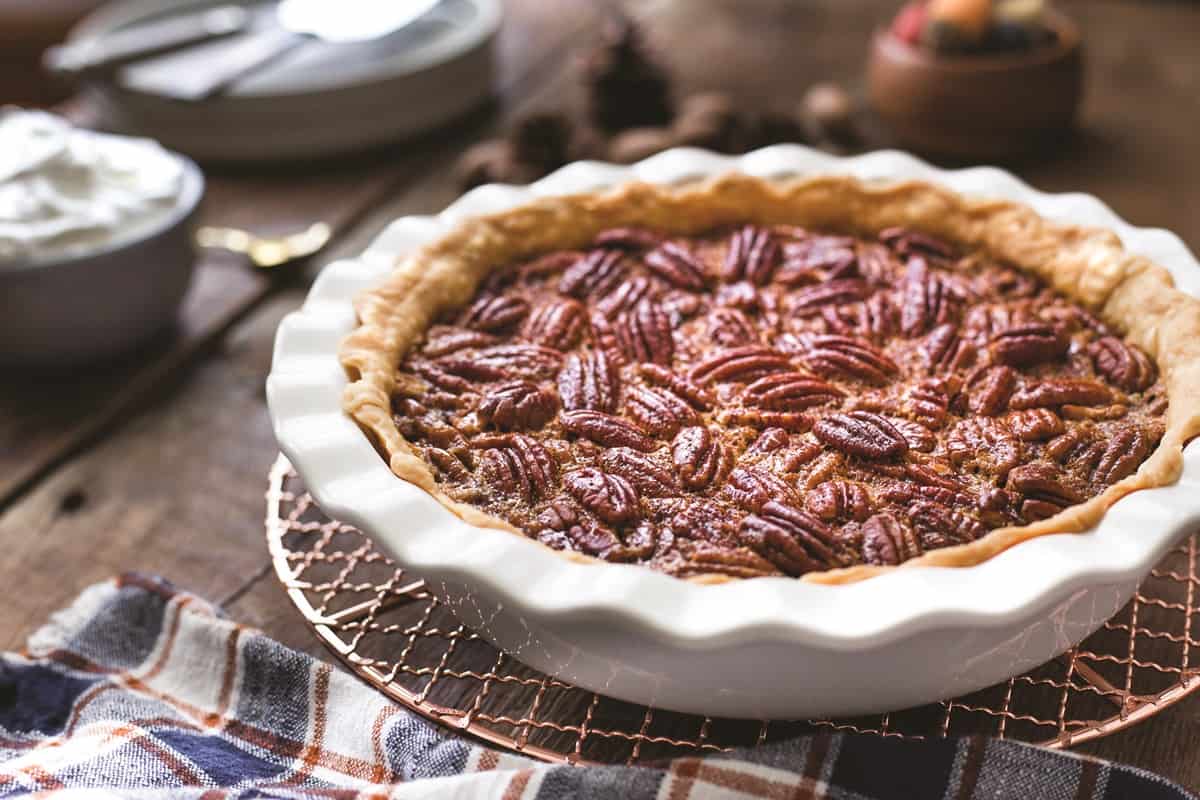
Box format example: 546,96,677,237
268,145,1200,651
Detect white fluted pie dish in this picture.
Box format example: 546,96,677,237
267,146,1200,718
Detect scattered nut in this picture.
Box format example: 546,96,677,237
744,109,807,149
607,127,679,164
672,92,743,151
455,140,542,190
510,111,574,169
802,83,857,145
583,20,674,132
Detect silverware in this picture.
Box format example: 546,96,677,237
197,222,332,270
91,0,443,102
45,6,251,79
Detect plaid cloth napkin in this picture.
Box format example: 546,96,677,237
0,574,1194,799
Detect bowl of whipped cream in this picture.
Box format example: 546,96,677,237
0,108,204,366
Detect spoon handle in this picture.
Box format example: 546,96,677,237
45,6,250,79
137,27,310,102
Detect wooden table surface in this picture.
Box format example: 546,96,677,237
4,0,1200,788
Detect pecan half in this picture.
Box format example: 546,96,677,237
1046,426,1105,468
477,382,558,431
805,480,872,522
909,500,983,548
424,447,472,483
889,418,937,453
626,385,699,437
945,417,1022,479
599,448,680,496
966,365,1017,416
1007,463,1082,521
706,307,760,347
739,501,839,576
444,344,562,382
861,513,921,566
431,357,505,383
477,434,558,504
667,499,739,546
558,350,619,412
745,426,790,456
690,346,793,385
1088,337,1156,393
596,276,655,318
778,234,857,282
812,411,909,459
563,468,640,525
903,378,956,429
856,243,900,285
922,323,975,374
742,372,844,412
799,335,899,385
462,294,529,332
789,280,868,316
524,298,586,349
879,227,956,261
671,545,781,579
723,225,780,285
560,410,657,451
644,242,707,290
1093,427,1152,485
410,359,474,394
593,227,665,251
834,293,897,343
614,300,675,365
717,409,814,432
520,251,583,281
536,500,618,556
723,467,799,512
1004,408,1065,441
990,323,1069,367
558,249,626,298
422,327,500,358
1009,379,1114,410
673,426,731,491
639,363,714,409
899,257,952,336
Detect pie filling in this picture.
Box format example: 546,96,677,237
388,224,1167,579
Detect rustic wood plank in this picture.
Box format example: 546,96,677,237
0,293,296,653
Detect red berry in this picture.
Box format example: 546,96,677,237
891,2,928,45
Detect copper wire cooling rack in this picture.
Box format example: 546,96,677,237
266,455,1200,764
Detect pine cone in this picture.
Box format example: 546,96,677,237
583,20,674,133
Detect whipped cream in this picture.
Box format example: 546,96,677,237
0,109,186,265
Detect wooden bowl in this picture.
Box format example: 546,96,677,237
867,11,1083,161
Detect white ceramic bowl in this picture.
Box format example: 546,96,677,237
267,146,1200,718
0,156,203,367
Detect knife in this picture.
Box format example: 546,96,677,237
125,0,444,102
45,5,252,79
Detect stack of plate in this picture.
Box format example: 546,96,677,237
68,0,499,162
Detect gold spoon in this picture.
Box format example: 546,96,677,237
196,222,332,269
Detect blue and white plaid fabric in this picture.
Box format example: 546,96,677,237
0,574,1194,799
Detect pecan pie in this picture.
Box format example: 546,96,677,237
342,175,1200,583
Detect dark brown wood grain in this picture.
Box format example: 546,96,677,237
3,0,1200,790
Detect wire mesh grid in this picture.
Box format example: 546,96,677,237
266,455,1200,765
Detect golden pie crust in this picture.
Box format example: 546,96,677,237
340,173,1200,585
